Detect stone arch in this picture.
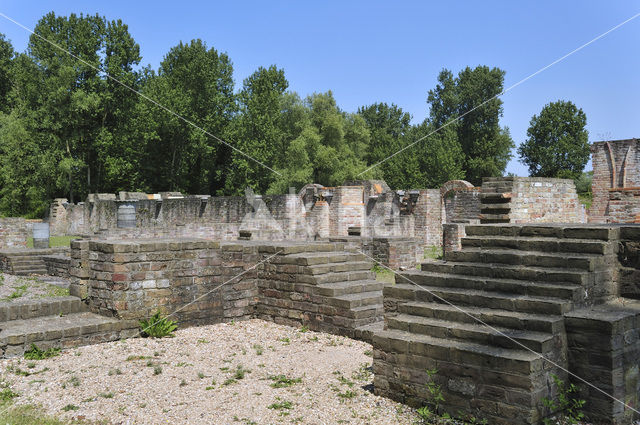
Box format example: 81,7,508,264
440,180,474,198
439,180,479,224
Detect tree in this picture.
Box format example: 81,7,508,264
517,100,589,180
0,34,15,113
358,102,419,189
135,39,236,194
427,66,514,185
225,65,288,195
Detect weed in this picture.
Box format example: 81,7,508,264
179,379,187,387
153,365,163,375
234,365,251,380
268,375,302,388
279,337,290,345
99,392,114,399
26,362,36,369
197,372,205,379
299,325,309,333
205,386,216,390
253,344,263,355
61,404,78,411
223,378,237,386
542,374,586,425
5,284,28,300
352,363,373,382
108,368,122,376
337,389,357,400
139,311,177,338
196,338,209,344
0,387,19,401
24,344,60,360
126,355,148,361
267,399,293,415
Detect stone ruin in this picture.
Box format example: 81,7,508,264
1,144,640,424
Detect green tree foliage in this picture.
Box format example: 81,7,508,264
518,100,589,180
135,39,236,194
0,11,527,217
427,66,514,185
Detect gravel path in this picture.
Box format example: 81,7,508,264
1,319,419,425
0,272,69,301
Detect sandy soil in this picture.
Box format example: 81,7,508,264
0,273,69,302
0,319,419,425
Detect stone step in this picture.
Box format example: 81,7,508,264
328,291,383,310
464,225,617,241
386,314,554,353
347,303,384,320
480,204,512,212
445,248,600,271
0,296,88,322
9,259,46,266
461,236,614,255
479,213,510,223
314,280,383,297
420,260,588,285
480,192,512,202
385,283,571,315
309,270,375,284
275,251,365,266
303,261,372,276
373,328,543,375
354,320,384,342
396,270,582,301
398,301,564,334
11,264,47,271
13,269,48,276
0,312,138,357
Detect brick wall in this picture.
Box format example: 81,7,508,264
329,236,420,269
442,223,466,254
0,218,30,249
413,189,442,247
590,139,640,223
566,304,640,424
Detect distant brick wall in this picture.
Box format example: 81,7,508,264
590,139,640,223
0,218,30,249
481,177,585,224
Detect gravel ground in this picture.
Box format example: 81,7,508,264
0,273,69,301
0,319,419,425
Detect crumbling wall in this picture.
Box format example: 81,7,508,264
509,177,584,223
0,218,31,249
590,139,640,223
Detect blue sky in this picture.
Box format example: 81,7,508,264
1,1,639,176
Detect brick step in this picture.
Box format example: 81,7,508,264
464,225,616,241
420,261,588,285
9,259,47,265
275,251,365,266
479,214,510,223
13,269,48,276
314,280,383,297
480,204,511,212
0,312,138,357
461,236,614,255
386,314,554,353
445,248,601,271
373,328,543,375
328,291,383,310
308,270,375,284
303,261,372,276
385,283,571,315
480,192,512,203
396,270,582,301
398,301,564,334
0,296,88,321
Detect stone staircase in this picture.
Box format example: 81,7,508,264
373,224,619,425
0,296,138,357
480,178,513,223
0,248,68,275
257,243,384,340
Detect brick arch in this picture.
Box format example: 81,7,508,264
440,180,474,198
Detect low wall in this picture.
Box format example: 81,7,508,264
607,189,640,223
0,218,30,249
329,236,421,269
566,302,640,424
442,223,465,254
42,254,70,278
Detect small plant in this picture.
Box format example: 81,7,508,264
234,365,251,380
5,284,28,300
179,379,187,387
337,389,357,400
223,378,237,386
139,311,178,338
99,392,114,399
0,387,19,401
153,365,163,375
62,404,79,411
126,355,148,361
108,368,122,376
299,325,309,333
197,372,205,379
24,344,60,360
269,375,302,388
267,399,293,415
253,344,263,355
542,374,586,425
279,337,290,345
